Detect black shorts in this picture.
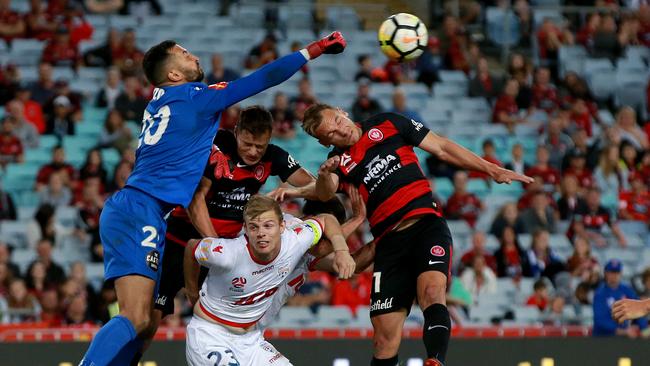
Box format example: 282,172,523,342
155,216,202,316
369,214,453,317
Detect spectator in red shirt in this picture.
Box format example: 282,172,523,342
440,15,470,73
13,86,45,133
493,78,526,132
0,117,23,168
41,26,81,69
0,0,25,45
58,3,93,45
35,145,76,191
577,13,601,48
570,99,594,137
564,149,595,191
531,66,559,114
469,139,502,180
526,279,550,311
112,28,143,76
619,172,650,222
537,18,574,70
570,187,627,247
460,231,497,273
331,272,372,315
445,170,484,228
526,146,561,192
23,0,57,40
38,287,63,326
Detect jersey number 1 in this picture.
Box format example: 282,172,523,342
139,105,171,147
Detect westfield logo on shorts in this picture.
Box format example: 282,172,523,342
370,297,394,311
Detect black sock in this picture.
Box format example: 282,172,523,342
371,355,399,366
130,351,143,366
423,303,451,363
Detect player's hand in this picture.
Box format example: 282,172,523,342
185,287,200,307
612,298,650,323
346,185,366,219
209,145,233,179
306,31,346,59
267,186,298,202
318,156,340,176
332,250,356,279
489,166,534,185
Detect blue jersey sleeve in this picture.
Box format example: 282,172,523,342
191,51,307,116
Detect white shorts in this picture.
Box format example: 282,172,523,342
186,316,292,366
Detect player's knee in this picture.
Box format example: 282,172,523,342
422,284,447,306
122,308,152,334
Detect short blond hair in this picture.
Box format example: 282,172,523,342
301,103,335,137
243,195,282,222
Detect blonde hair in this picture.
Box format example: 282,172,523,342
243,195,282,222
302,103,335,137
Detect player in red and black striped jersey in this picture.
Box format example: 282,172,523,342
143,107,317,359
302,104,532,366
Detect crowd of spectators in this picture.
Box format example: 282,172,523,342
1,0,650,337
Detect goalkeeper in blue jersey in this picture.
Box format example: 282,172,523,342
79,32,347,366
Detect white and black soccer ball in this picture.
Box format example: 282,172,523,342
378,13,428,62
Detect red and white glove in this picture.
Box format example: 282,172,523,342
209,145,233,179
305,31,347,59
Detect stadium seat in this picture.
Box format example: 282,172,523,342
312,306,354,327
275,306,316,327
55,206,80,227
11,248,35,273
438,70,468,86
514,306,541,324
0,221,31,249
532,9,563,30
588,69,616,101
326,6,361,31
348,306,372,328
485,7,520,47
625,46,650,62
583,58,614,79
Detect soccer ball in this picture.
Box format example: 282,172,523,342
378,13,428,62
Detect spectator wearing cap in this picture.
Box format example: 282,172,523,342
41,26,81,69
469,57,502,103
0,116,23,168
24,0,57,40
95,67,121,109
46,95,75,138
415,36,442,89
5,100,39,149
42,79,83,124
114,75,147,121
35,145,76,191
569,187,627,247
350,82,383,122
504,143,529,176
0,0,25,46
593,259,648,337
619,172,650,222
445,170,484,228
27,62,56,105
388,88,423,123
13,86,45,133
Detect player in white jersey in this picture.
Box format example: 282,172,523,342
183,195,355,366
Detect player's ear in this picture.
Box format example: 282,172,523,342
279,219,285,233
167,68,183,83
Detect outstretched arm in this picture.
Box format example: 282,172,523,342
201,32,347,113
183,239,202,306
187,177,218,237
418,132,533,184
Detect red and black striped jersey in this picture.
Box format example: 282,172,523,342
329,112,441,238
170,129,301,237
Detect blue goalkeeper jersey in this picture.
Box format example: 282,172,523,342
125,51,307,207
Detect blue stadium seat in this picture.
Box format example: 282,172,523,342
625,46,650,62
326,6,361,31
486,7,520,47
588,69,616,101
583,58,614,79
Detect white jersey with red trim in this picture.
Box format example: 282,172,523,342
193,218,323,327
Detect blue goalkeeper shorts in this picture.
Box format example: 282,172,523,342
100,186,174,286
